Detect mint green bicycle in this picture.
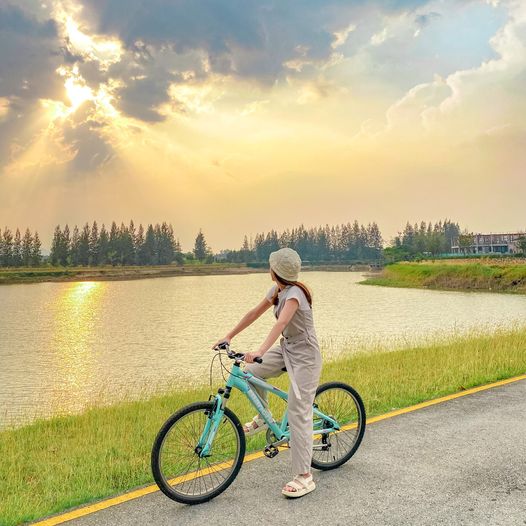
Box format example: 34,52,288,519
151,342,366,504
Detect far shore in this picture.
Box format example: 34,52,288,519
0,263,379,285
361,260,526,294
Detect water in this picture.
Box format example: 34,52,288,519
1,271,526,428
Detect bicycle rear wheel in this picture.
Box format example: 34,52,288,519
311,382,366,470
151,401,245,504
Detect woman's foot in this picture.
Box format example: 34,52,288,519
242,415,268,436
282,473,315,498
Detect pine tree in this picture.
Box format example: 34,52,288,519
98,224,109,265
61,225,71,265
153,224,162,264
0,228,4,267
173,236,184,264
90,221,99,265
157,222,175,264
128,220,136,260
22,228,33,266
241,235,250,263
193,229,208,261
70,225,80,266
50,225,62,266
120,222,135,265
1,228,13,266
135,224,145,265
31,232,42,267
143,225,157,265
108,221,119,266
368,222,383,255
12,228,22,266
78,223,90,265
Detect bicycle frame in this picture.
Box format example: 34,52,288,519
197,360,340,457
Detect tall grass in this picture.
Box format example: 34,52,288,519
1,328,526,526
362,261,526,293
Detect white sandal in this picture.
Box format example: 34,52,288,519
282,473,316,498
242,415,268,437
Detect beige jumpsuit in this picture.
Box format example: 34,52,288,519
245,283,323,475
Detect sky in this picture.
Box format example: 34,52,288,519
0,0,525,251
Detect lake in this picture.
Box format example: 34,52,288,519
1,271,526,428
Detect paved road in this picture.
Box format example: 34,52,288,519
68,380,526,526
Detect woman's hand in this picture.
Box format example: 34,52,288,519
244,350,264,363
211,336,232,350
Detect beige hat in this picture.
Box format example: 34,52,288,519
269,247,302,281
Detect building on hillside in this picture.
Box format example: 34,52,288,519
451,232,525,254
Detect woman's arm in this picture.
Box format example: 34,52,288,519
211,297,273,349
244,298,299,362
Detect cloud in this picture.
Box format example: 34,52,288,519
0,2,126,173
52,2,123,71
2,0,518,179
332,23,357,49
0,4,63,101
371,27,388,46
62,120,115,172
77,0,433,118
363,0,526,145
0,0,436,137
413,11,441,37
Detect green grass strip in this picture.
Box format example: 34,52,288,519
1,327,526,525
362,261,526,293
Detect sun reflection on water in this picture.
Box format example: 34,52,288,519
49,281,106,415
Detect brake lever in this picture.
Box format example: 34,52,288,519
213,345,263,363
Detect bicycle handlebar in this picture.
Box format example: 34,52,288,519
213,342,263,363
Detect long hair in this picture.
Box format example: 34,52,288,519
269,268,313,307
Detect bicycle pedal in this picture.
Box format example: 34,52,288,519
263,445,279,458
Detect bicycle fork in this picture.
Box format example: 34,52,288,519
195,393,225,458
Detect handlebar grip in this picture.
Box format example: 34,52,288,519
254,357,263,364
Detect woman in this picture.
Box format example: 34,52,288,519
212,247,323,498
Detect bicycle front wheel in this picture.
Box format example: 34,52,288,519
311,382,366,471
151,401,245,504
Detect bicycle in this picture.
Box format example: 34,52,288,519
151,342,366,504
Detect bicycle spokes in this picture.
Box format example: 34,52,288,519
312,385,364,468
158,407,241,499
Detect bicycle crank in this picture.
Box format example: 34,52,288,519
265,428,289,448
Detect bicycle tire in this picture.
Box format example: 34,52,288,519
311,381,366,471
151,401,246,504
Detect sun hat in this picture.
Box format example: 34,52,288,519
268,247,302,281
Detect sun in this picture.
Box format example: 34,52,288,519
65,76,93,111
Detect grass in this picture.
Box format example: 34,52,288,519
361,261,526,293
1,328,526,525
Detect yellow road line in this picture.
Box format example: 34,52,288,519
364,373,526,425
32,373,526,526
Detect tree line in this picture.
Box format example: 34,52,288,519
221,221,384,264
386,219,460,261
0,217,474,269
49,221,183,266
0,228,42,267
